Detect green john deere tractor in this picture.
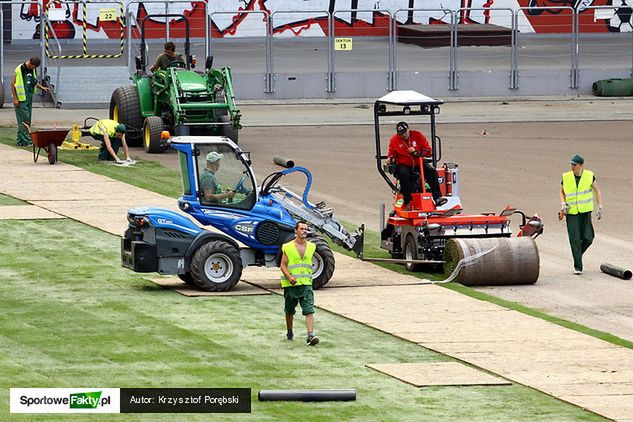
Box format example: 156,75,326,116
110,14,241,153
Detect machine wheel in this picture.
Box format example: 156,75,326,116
190,240,242,291
143,116,165,153
310,236,335,289
110,86,143,146
214,89,228,118
178,273,195,285
404,234,422,272
47,143,57,165
217,115,239,143
0,81,5,109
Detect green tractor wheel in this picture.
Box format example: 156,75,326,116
214,89,228,118
110,86,143,146
143,116,166,153
217,115,239,144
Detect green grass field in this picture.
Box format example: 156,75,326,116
0,218,604,421
0,128,610,419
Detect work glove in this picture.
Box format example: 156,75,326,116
596,206,603,220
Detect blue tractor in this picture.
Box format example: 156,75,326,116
121,136,362,291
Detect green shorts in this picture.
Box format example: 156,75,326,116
283,285,314,316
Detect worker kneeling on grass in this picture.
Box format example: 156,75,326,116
90,119,131,163
281,220,320,346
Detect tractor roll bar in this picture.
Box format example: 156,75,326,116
140,14,191,71
374,93,444,194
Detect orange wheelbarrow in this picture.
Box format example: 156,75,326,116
23,123,70,165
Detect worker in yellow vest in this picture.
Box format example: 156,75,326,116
280,220,319,346
89,119,130,163
559,154,603,275
11,56,49,146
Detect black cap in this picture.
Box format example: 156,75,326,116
396,121,409,134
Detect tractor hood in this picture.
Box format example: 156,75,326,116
175,70,208,92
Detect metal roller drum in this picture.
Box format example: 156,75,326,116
444,237,540,286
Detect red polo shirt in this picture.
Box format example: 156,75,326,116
388,130,432,168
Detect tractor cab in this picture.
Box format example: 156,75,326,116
374,90,463,217
171,137,257,212
169,136,300,254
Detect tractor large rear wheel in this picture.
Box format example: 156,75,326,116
143,116,165,153
191,240,242,292
110,86,143,146
310,236,335,289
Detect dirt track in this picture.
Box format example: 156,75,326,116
2,103,632,342
140,121,633,342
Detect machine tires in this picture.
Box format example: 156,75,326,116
214,89,228,117
178,273,195,285
190,240,243,291
217,115,239,144
404,234,422,272
110,86,143,146
143,116,166,153
310,236,335,289
47,143,57,165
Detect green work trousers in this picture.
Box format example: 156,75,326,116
566,211,594,272
14,75,37,146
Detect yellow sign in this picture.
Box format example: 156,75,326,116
335,38,353,51
99,8,118,22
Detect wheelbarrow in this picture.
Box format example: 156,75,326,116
23,123,70,165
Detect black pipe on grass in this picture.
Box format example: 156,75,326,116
600,263,632,280
258,389,356,402
273,156,295,168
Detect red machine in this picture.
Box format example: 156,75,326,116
369,91,543,275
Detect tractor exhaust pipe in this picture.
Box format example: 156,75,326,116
600,263,632,280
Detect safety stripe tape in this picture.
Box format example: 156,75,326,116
287,264,313,270
82,2,87,55
45,1,125,60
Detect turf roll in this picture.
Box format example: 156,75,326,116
444,237,540,286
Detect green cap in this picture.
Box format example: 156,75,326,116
115,123,126,134
569,154,584,165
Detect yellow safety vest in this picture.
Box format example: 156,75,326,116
280,240,316,288
562,170,594,215
14,64,36,102
89,119,119,137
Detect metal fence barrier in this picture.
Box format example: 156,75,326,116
3,4,633,101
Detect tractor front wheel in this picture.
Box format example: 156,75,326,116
310,236,335,289
217,115,239,144
191,240,242,292
143,116,165,153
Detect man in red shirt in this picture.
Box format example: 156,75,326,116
388,121,447,210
